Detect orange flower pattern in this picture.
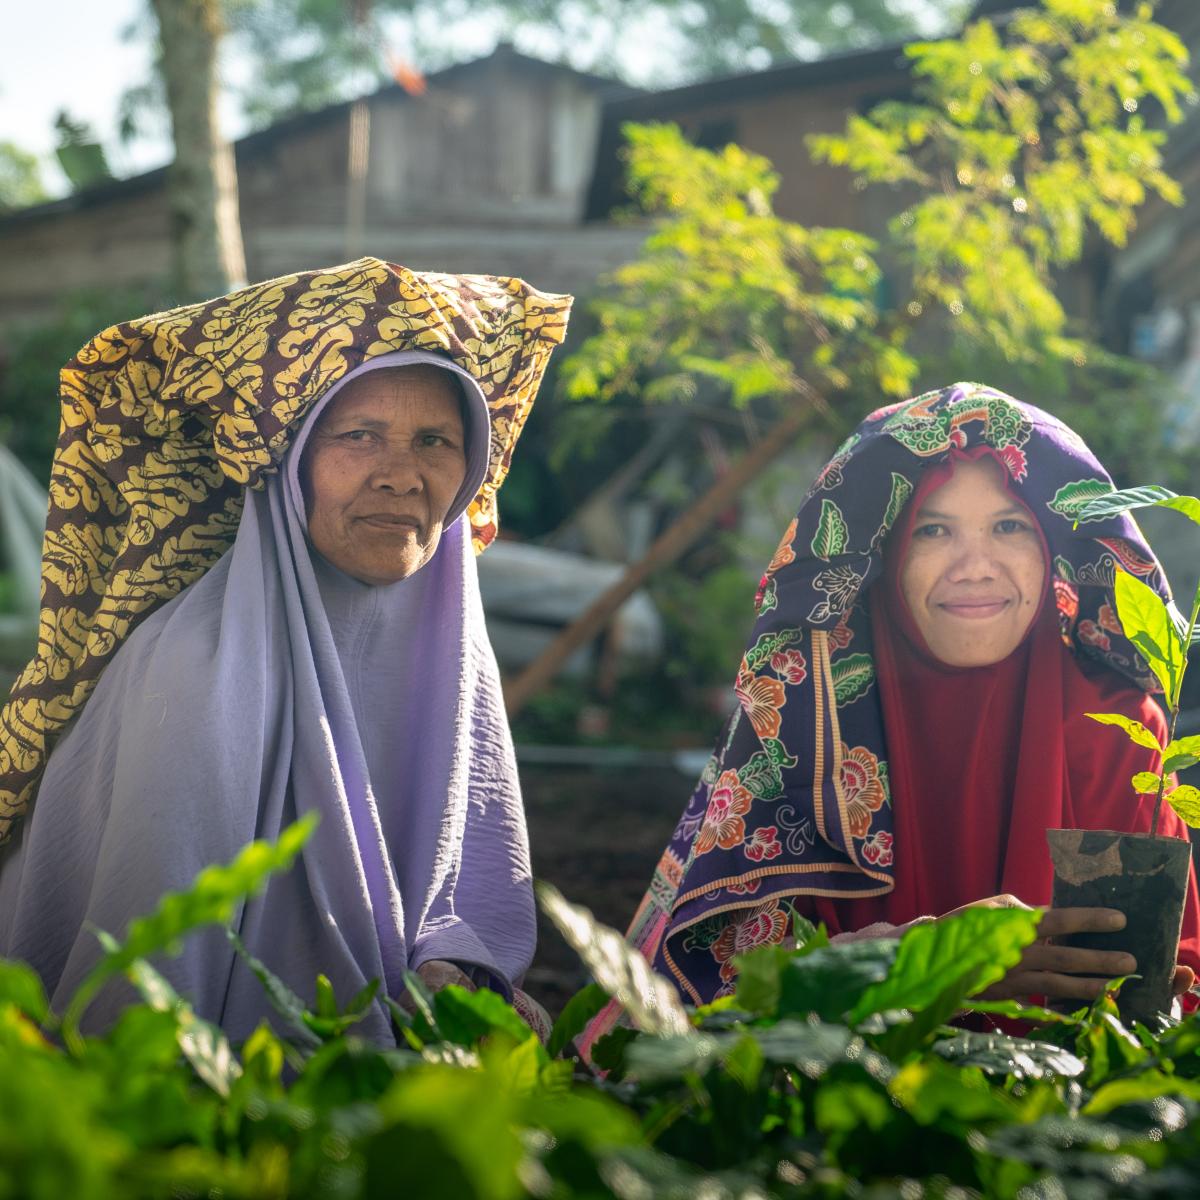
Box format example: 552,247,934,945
694,770,754,856
841,744,888,839
711,901,789,983
735,669,787,741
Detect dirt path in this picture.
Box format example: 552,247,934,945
521,762,690,1016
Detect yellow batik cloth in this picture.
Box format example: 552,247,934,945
0,258,572,842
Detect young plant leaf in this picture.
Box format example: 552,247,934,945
535,882,690,1037
1085,712,1163,751
225,928,322,1049
1166,785,1200,828
1131,771,1161,795
1075,484,1200,527
547,982,610,1059
1113,570,1183,698
0,961,49,1025
1163,734,1200,774
932,1032,1085,1081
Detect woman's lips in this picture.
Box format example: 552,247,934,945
937,599,1011,619
357,514,421,532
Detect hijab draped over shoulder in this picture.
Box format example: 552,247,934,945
0,260,572,1040
608,383,1200,1012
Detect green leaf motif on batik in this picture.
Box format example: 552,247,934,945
832,431,861,459
761,737,799,770
984,398,1029,450
811,499,850,561
886,420,949,457
1048,479,1115,524
738,750,786,801
757,576,778,614
831,653,875,705
873,473,914,546
1053,555,1077,583
745,627,804,673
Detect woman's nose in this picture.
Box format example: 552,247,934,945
947,536,997,580
371,450,423,493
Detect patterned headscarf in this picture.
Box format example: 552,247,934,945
0,258,571,842
623,382,1174,1005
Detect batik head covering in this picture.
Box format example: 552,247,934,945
0,258,571,842
614,382,1179,1008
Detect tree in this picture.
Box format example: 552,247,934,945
0,143,48,213
149,0,247,298
504,0,1192,714
220,0,966,126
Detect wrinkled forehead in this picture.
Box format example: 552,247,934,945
312,363,467,427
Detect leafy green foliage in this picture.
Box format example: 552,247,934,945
5,825,1200,1197
1079,484,1200,832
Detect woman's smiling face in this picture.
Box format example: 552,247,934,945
899,457,1046,667
300,366,467,585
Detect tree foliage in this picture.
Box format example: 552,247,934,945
561,0,1193,462
0,142,49,213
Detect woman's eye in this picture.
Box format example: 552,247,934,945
996,518,1030,534
420,434,451,448
339,429,372,442
913,523,946,538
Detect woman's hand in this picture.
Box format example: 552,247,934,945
947,895,1137,1003
398,959,476,1013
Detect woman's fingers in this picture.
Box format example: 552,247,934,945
1021,941,1136,979
1173,964,1196,995
1036,907,1126,939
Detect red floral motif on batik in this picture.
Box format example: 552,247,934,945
711,901,789,981
949,426,968,449
727,878,763,896
768,518,798,574
841,744,887,839
769,649,808,685
744,825,782,862
861,830,894,867
695,770,754,856
1077,620,1111,652
1097,601,1122,637
995,444,1028,482
735,670,787,741
829,615,855,651
1053,578,1079,623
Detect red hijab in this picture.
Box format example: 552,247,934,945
813,449,1200,968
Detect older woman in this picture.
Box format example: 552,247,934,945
606,382,1200,1015
0,259,571,1040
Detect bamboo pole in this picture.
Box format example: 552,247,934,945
504,400,819,717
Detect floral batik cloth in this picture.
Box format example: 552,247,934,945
614,382,1174,1011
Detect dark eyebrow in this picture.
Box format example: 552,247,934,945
916,505,1028,520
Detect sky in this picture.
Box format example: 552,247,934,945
3,1,179,196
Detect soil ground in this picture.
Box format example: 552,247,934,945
520,761,690,1017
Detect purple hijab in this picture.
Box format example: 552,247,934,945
0,351,533,1042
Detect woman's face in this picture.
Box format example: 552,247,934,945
300,366,467,585
899,457,1046,667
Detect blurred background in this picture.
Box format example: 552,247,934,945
3,0,1200,1007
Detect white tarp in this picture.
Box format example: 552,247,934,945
0,444,46,663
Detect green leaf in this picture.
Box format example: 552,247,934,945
1084,1069,1200,1116
775,939,899,1023
1163,734,1200,774
1085,711,1163,750
315,974,337,1019
428,985,540,1054
831,653,875,705
0,961,49,1024
811,498,850,560
1131,771,1161,794
733,944,795,1016
1076,484,1200,528
225,927,322,1049
1166,785,1200,827
547,982,610,1059
1113,569,1183,698
889,1057,1017,1126
535,882,690,1036
852,907,1040,1058
120,954,243,1098
751,1019,892,1081
932,1032,1085,1080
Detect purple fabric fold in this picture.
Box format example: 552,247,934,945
0,351,533,1043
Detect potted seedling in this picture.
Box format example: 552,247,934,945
1047,487,1200,1026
